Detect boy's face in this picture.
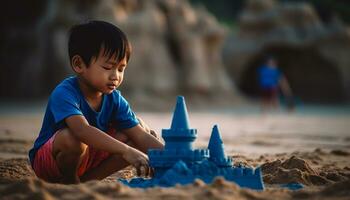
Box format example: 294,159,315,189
267,59,277,68
76,48,127,95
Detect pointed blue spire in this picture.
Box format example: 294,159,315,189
162,96,197,150
170,96,190,129
208,125,226,160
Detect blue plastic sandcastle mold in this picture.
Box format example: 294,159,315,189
119,96,265,190
170,96,190,129
208,125,232,167
280,183,304,190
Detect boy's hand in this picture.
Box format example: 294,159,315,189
137,116,160,140
122,146,152,177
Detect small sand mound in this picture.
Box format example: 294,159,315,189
0,158,35,180
0,178,134,200
261,156,331,186
210,177,240,190
330,150,350,156
281,156,317,174
0,178,56,200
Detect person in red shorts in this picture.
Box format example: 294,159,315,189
257,56,293,112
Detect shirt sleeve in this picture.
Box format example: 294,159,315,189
50,86,83,124
113,91,139,131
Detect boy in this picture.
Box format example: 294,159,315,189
257,56,293,112
28,20,164,184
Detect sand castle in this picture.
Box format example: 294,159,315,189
120,96,264,190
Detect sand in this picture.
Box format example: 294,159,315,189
1,107,350,199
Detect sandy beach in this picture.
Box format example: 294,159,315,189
1,104,350,199
1,0,350,198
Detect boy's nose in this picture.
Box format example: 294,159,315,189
110,70,119,80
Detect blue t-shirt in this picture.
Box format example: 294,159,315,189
28,76,139,165
258,65,282,89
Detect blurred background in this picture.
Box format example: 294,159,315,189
1,0,350,109
1,0,350,156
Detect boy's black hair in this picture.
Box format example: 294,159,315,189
68,20,131,66
264,54,276,63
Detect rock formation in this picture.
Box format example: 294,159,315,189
1,0,237,109
223,0,350,103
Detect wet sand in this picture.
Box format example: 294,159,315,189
1,106,350,199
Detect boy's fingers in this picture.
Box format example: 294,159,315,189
143,165,149,177
147,166,151,177
134,158,150,177
150,130,159,139
137,168,141,176
139,165,143,177
142,163,152,177
148,167,154,177
135,163,141,176
147,166,152,177
143,167,147,177
136,164,148,177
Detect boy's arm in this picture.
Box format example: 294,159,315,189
122,124,164,154
279,75,293,97
65,115,149,167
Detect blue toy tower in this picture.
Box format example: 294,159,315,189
163,95,196,150
120,96,265,190
208,125,232,167
148,96,209,177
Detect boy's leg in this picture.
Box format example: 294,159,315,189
79,133,130,182
79,120,158,182
270,89,280,110
80,154,129,182
79,118,159,182
52,128,88,184
260,93,269,113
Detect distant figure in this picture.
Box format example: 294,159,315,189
257,57,293,112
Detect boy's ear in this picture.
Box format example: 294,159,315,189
71,55,86,73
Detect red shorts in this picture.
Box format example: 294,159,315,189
261,87,278,99
32,128,117,183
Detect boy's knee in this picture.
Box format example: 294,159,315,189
53,128,87,156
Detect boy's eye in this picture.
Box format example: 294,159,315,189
118,66,126,72
102,66,112,70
